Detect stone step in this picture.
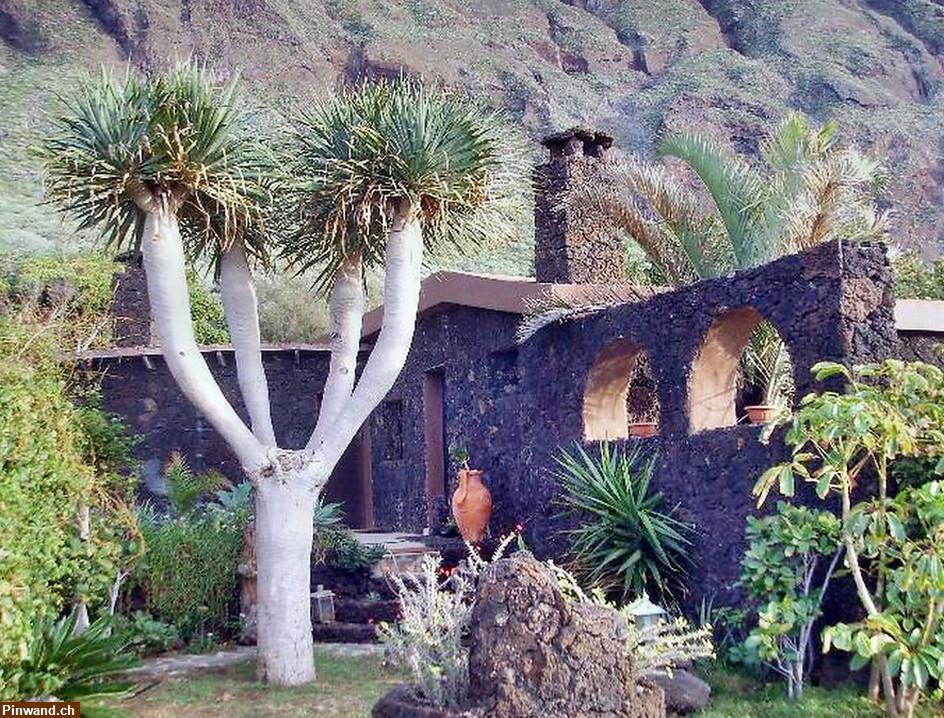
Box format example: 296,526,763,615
335,597,399,624
312,621,379,644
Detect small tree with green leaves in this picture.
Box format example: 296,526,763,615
753,360,944,718
41,65,525,685
738,502,842,701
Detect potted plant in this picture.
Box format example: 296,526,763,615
628,405,659,438
744,405,777,424
449,446,492,543
628,421,658,438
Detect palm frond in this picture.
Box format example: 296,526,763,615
658,132,767,267
516,285,652,343
564,155,718,285
781,148,887,252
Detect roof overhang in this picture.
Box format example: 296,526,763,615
359,271,660,339
895,299,944,333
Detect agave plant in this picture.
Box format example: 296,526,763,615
554,442,693,603
13,613,137,716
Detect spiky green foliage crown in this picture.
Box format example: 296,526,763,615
39,62,274,264
285,79,529,286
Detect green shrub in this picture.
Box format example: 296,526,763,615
115,611,180,656
312,527,386,571
894,251,944,301
163,452,228,516
754,360,944,716
132,505,245,643
554,442,693,603
186,271,229,345
0,251,117,350
0,318,132,693
738,502,842,700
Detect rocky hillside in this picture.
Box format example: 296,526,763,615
2,0,943,265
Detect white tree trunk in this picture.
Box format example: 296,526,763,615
138,195,269,473
307,256,364,452
307,207,423,474
253,475,317,685
220,239,277,447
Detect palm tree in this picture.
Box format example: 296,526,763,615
568,113,886,405
40,67,526,686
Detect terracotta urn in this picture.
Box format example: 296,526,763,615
628,421,658,438
745,405,776,425
451,469,492,543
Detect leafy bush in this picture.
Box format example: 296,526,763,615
115,611,180,656
163,452,229,515
0,251,117,351
312,526,386,571
5,613,137,712
893,251,944,301
738,502,842,700
0,318,133,691
186,270,230,345
132,502,246,643
754,360,944,717
824,480,944,713
554,442,693,603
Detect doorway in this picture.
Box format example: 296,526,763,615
424,368,447,527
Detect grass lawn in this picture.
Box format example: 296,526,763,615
113,649,403,718
111,653,944,718
699,666,944,718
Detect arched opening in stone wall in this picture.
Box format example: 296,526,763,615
583,339,660,440
688,307,795,432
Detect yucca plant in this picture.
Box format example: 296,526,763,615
41,71,526,686
555,442,693,603
13,613,137,716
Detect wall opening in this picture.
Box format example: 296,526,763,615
424,369,447,527
323,427,374,529
583,339,660,440
688,308,794,432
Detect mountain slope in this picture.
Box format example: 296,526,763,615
1,0,942,264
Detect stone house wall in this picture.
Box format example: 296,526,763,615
369,240,904,608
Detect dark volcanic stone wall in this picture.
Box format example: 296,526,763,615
369,240,902,609
534,146,626,284
898,332,944,367
88,350,330,500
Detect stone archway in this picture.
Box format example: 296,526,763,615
688,307,794,432
583,339,658,440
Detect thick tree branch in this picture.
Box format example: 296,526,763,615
220,239,278,447
307,254,364,452
137,190,269,473
306,205,423,483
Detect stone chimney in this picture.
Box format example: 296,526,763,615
534,127,625,284
111,251,154,347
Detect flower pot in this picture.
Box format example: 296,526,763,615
628,421,658,438
745,405,777,425
451,469,492,543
